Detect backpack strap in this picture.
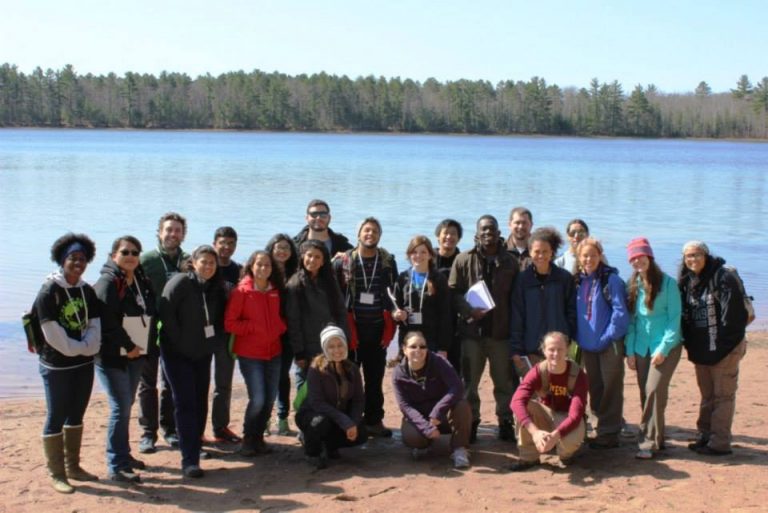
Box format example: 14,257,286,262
537,359,579,398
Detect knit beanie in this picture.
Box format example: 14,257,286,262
682,240,710,255
626,237,654,262
320,325,348,360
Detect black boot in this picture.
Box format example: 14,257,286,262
469,420,480,444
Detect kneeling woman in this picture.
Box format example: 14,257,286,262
295,325,367,469
159,245,227,478
509,331,588,471
392,332,472,469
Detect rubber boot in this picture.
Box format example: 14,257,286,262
42,433,75,494
63,425,99,481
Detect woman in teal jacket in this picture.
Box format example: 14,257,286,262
625,238,682,460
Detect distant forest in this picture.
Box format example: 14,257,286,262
1,63,767,138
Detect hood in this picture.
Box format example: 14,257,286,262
99,259,124,280
46,269,87,289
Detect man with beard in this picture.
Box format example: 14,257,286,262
449,215,519,442
137,212,189,453
294,199,353,257
333,217,398,437
506,207,533,269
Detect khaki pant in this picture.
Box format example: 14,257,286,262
515,401,585,462
462,337,514,423
582,339,625,441
634,344,682,451
694,339,747,452
401,399,472,450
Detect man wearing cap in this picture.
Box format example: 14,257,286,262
333,217,398,437
506,206,533,269
137,212,189,453
294,199,354,258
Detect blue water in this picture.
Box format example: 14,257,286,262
1,129,766,396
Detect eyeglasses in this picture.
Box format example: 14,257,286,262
308,211,330,219
569,230,587,237
119,249,140,256
407,345,428,350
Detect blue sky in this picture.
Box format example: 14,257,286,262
3,0,766,93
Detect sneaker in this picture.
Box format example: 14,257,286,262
366,423,393,438
200,450,212,460
411,447,430,461
498,418,516,442
508,459,539,472
164,433,180,448
214,427,242,444
277,418,291,436
109,468,142,484
688,437,709,451
696,445,732,456
469,420,480,444
635,449,653,460
138,436,157,454
183,465,204,478
128,455,146,470
451,447,470,469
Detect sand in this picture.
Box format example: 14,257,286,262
1,333,767,513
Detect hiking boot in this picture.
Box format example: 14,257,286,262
469,420,480,444
306,454,327,470
183,465,204,478
63,425,98,482
138,436,157,454
366,422,392,438
214,427,242,444
696,445,732,456
498,418,516,442
277,418,292,436
128,455,146,470
109,468,142,484
240,435,257,457
451,447,470,469
589,437,619,450
43,433,74,494
688,436,709,451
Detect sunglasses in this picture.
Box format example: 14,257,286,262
308,211,330,219
407,345,428,350
119,249,140,256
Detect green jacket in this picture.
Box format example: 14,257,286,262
140,244,190,307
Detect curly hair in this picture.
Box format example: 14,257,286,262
529,227,564,258
50,233,96,265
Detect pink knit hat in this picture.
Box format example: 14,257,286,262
627,237,654,262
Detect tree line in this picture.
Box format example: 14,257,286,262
1,63,767,138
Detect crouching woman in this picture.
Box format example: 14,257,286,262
392,331,472,469
509,331,588,471
295,325,367,469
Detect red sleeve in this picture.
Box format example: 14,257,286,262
555,367,588,436
510,365,542,429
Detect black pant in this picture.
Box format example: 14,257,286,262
137,341,176,439
296,409,367,456
211,339,235,433
353,321,386,426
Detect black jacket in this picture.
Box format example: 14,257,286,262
158,272,227,360
94,260,156,368
293,226,353,256
394,268,452,352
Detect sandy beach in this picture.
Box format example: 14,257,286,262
1,332,766,513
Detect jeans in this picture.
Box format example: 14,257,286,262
211,340,235,433
238,356,281,436
95,357,144,472
353,321,386,426
137,344,176,440
39,362,94,435
276,340,294,420
160,348,211,468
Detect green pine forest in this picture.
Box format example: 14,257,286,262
1,63,767,138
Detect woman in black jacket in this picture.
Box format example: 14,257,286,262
158,245,227,478
94,235,155,483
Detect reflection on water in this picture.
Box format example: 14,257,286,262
1,130,766,396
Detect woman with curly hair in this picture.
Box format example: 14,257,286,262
34,233,102,493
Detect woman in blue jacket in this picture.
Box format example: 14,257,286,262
575,238,629,450
625,237,681,460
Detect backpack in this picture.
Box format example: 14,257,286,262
22,306,44,353
536,359,580,400
713,265,755,326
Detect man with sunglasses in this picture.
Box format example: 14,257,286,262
294,199,353,257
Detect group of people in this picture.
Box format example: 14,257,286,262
31,201,752,492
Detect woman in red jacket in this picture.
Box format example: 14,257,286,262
225,250,287,456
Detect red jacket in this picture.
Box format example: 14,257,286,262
225,276,286,360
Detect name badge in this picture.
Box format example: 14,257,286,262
359,292,375,305
408,312,423,325
204,325,215,339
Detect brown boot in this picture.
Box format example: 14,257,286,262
63,425,99,481
42,433,74,494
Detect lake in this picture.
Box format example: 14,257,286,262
0,129,766,397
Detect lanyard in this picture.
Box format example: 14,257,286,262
202,290,211,326
407,269,428,313
63,286,89,336
132,281,147,314
357,251,379,293
160,252,183,275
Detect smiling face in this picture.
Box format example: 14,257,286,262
158,219,185,253
403,334,428,369
630,254,651,275
62,251,88,284
358,222,381,249
113,240,140,275
530,240,553,274
251,254,273,283
509,212,533,243
684,249,706,275
408,243,432,271
193,252,217,281
437,226,459,253
213,236,237,263
271,240,293,265
306,206,331,232
476,218,499,250
567,222,588,251
325,337,348,362
302,247,324,276
542,333,568,371
578,243,601,275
